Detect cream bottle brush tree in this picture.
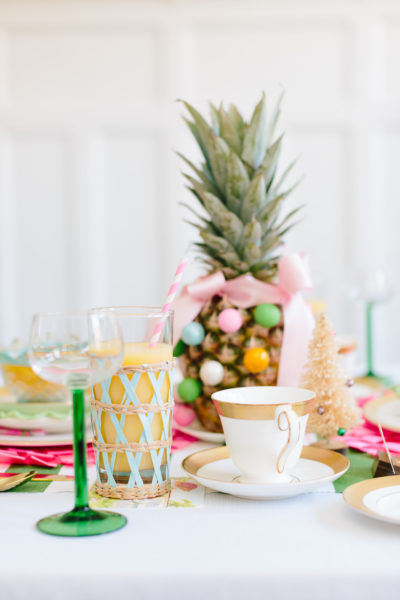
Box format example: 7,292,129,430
301,312,361,440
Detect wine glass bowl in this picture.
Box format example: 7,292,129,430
29,311,123,389
348,268,395,305
348,268,396,380
28,310,127,537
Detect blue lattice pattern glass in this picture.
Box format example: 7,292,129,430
90,307,175,500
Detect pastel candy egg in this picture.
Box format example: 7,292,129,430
177,377,202,403
199,360,224,386
174,404,196,426
181,322,205,346
243,347,270,373
218,308,243,333
253,303,281,328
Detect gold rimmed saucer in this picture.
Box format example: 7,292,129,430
363,392,400,433
182,446,349,500
343,475,400,525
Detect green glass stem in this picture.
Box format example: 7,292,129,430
366,301,375,377
72,388,88,509
37,385,127,535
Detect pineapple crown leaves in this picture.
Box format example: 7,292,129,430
177,93,303,281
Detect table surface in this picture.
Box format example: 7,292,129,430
1,442,399,600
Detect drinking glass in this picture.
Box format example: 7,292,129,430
29,310,127,537
90,307,174,499
348,268,395,380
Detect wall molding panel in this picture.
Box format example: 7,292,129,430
0,0,399,371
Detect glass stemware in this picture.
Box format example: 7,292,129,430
29,309,127,537
348,268,395,380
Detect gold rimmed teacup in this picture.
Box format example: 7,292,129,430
212,386,315,484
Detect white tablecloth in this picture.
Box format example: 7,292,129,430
1,442,399,600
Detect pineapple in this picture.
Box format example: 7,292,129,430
177,93,302,433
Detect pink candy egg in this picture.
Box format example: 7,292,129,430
174,404,196,427
218,308,243,333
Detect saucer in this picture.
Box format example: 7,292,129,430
343,475,400,525
182,446,349,500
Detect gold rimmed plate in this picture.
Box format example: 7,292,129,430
182,446,349,500
363,392,400,433
343,476,400,525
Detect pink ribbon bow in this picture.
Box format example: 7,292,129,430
173,252,314,387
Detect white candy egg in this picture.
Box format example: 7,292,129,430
199,360,224,386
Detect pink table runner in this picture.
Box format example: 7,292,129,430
0,429,196,467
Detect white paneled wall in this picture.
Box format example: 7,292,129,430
0,0,399,372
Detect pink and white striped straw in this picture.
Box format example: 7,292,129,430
149,254,190,347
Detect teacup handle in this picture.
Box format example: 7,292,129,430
275,404,301,474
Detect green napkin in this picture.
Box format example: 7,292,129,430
333,449,377,493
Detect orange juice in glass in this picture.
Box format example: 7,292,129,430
90,307,174,499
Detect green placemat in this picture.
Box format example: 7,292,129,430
6,464,62,493
333,449,377,493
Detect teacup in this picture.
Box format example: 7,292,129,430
212,387,315,484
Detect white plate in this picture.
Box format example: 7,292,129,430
364,393,400,433
173,418,225,443
182,446,349,500
0,416,73,433
0,428,92,447
343,476,400,525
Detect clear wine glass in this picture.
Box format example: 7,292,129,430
29,309,126,537
348,268,395,380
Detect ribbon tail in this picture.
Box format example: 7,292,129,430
172,294,204,344
278,292,314,386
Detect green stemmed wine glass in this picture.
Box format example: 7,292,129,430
29,309,127,537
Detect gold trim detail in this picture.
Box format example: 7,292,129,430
363,392,400,433
182,445,349,482
276,411,291,474
213,399,313,420
343,475,400,521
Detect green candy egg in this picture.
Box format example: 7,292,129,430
173,339,186,357
253,303,281,328
178,378,202,403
